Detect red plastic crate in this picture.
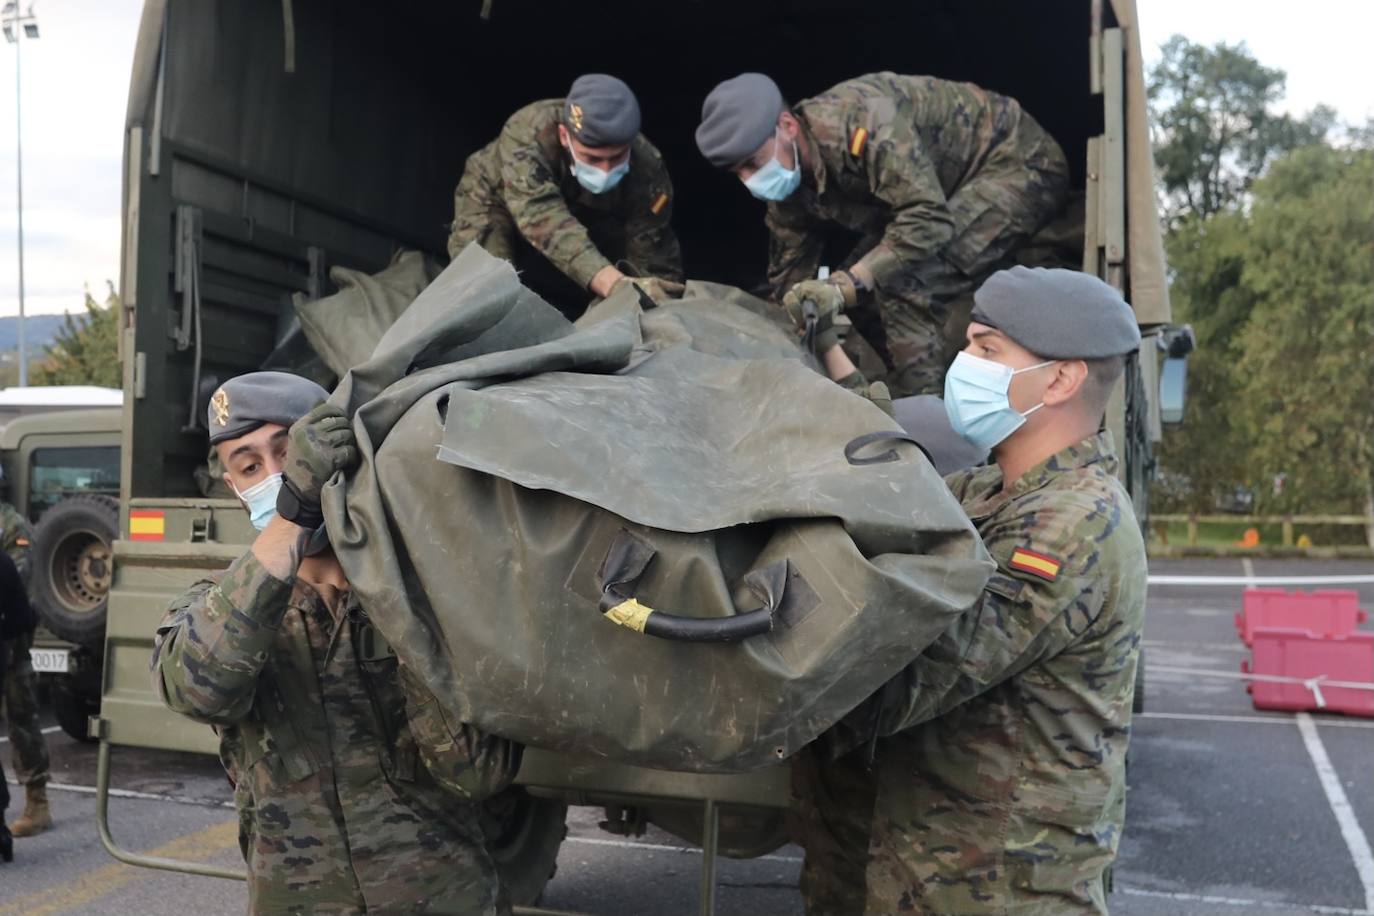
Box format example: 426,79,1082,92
1234,588,1367,645
1243,627,1374,717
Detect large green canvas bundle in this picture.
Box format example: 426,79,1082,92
324,245,992,773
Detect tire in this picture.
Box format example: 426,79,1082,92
30,495,119,649
480,787,567,906
51,674,99,743
1132,646,1147,714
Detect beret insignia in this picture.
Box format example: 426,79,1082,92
210,389,230,427
569,103,584,132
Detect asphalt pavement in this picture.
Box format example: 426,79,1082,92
2,557,1371,915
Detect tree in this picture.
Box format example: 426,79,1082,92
1148,35,1335,223
1229,147,1374,519
32,283,121,388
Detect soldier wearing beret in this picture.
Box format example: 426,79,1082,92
795,267,1148,915
448,74,683,311
695,72,1069,396
152,371,522,914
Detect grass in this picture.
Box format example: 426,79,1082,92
1149,519,1370,550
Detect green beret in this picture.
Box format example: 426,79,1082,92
563,74,641,147
695,73,784,168
971,267,1141,359
207,371,328,444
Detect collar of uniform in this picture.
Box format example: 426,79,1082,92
1009,430,1118,497
960,430,1118,519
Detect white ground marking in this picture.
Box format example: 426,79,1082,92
1119,885,1372,915
4,775,235,808
1138,711,1374,729
1242,557,1257,582
563,834,803,864
1297,712,1374,913
0,724,61,744
1149,573,1374,587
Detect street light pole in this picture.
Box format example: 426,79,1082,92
2,2,38,388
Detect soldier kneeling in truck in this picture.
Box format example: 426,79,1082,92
151,371,522,914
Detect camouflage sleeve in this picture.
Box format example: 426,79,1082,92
850,120,956,290
401,665,524,802
872,524,1108,736
150,551,293,726
764,202,825,299
0,504,32,584
623,152,683,282
498,117,611,289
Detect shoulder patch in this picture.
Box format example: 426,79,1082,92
649,192,669,215
1009,547,1061,582
849,127,868,157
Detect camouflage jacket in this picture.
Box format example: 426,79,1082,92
152,551,522,915
765,72,1057,296
0,501,32,584
459,99,682,288
867,431,1146,914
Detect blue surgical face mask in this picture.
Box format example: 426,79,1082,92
943,352,1056,450
234,473,283,531
743,128,801,201
568,145,630,194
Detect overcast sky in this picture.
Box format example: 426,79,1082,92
0,0,1369,320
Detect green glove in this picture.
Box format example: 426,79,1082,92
780,279,845,333
283,403,359,508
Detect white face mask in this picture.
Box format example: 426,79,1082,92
232,473,283,531
567,145,630,194
942,352,1056,449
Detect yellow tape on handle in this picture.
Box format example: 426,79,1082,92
604,598,654,634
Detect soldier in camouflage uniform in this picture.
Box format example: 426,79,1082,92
152,371,522,914
0,493,52,839
696,73,1069,396
449,74,682,312
795,267,1146,914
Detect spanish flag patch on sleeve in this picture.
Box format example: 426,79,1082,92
1009,547,1061,582
849,127,868,157
649,192,669,215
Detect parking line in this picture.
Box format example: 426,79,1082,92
0,724,63,745
0,818,238,916
1119,885,1373,915
564,834,804,864
1296,713,1374,912
1149,573,1374,587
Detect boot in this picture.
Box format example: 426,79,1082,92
10,784,52,837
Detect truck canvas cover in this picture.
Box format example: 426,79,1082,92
324,245,992,772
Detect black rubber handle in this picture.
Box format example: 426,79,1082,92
596,531,783,643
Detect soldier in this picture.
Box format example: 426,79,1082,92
695,72,1070,396
152,371,522,914
448,74,683,311
809,267,1145,914
0,486,51,839
0,549,34,864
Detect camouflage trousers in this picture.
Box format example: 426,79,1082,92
790,745,877,916
2,631,50,787
849,138,1070,397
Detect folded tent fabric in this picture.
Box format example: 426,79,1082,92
323,244,992,773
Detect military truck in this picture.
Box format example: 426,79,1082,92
98,1,1183,911
0,407,121,741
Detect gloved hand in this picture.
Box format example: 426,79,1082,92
613,276,686,302
781,279,845,332
283,403,359,509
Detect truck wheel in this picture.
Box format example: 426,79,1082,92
1132,646,1147,714
51,674,99,743
481,787,567,906
30,495,119,649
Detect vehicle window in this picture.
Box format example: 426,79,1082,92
28,447,121,520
